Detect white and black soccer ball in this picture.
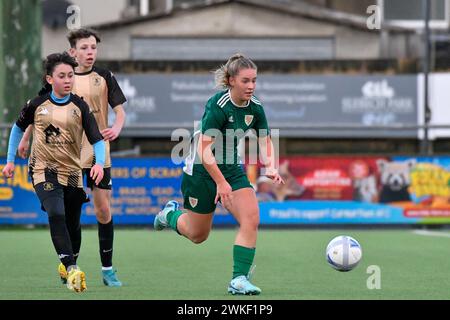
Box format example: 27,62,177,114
326,235,362,272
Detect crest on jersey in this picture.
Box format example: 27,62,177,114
71,109,80,120
244,115,254,126
93,77,101,86
189,197,198,208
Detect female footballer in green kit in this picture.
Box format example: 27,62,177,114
154,54,284,295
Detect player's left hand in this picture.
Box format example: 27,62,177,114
2,162,15,179
101,126,121,141
90,164,104,185
265,168,285,185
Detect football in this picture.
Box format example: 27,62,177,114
326,235,362,272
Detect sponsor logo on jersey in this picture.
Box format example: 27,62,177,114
43,124,61,143
228,115,234,123
43,124,73,145
37,107,49,115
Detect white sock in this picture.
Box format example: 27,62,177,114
67,265,78,272
102,266,113,271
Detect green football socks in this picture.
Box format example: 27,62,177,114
167,209,184,234
232,245,255,279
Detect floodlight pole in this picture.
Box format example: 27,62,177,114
421,0,432,155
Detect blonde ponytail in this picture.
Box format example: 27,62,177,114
214,53,257,89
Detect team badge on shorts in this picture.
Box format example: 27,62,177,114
43,182,54,191
244,115,254,126
189,197,198,208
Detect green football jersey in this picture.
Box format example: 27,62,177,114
183,90,269,178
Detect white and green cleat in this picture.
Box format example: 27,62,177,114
227,275,261,295
154,200,179,230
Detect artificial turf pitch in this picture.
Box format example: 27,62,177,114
1,228,449,300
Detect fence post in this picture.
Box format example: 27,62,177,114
0,0,42,155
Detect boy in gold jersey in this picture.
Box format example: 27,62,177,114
19,29,126,287
68,29,126,287
2,52,105,293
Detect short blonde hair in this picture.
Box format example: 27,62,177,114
214,53,257,89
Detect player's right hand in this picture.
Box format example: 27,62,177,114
264,168,285,185
18,139,29,159
2,163,15,178
101,127,120,141
215,180,233,209
90,164,104,185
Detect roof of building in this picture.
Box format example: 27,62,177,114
89,0,412,33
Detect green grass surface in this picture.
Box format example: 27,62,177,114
1,228,449,300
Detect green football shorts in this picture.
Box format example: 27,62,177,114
181,170,253,214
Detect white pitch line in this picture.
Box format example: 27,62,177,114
413,230,450,238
